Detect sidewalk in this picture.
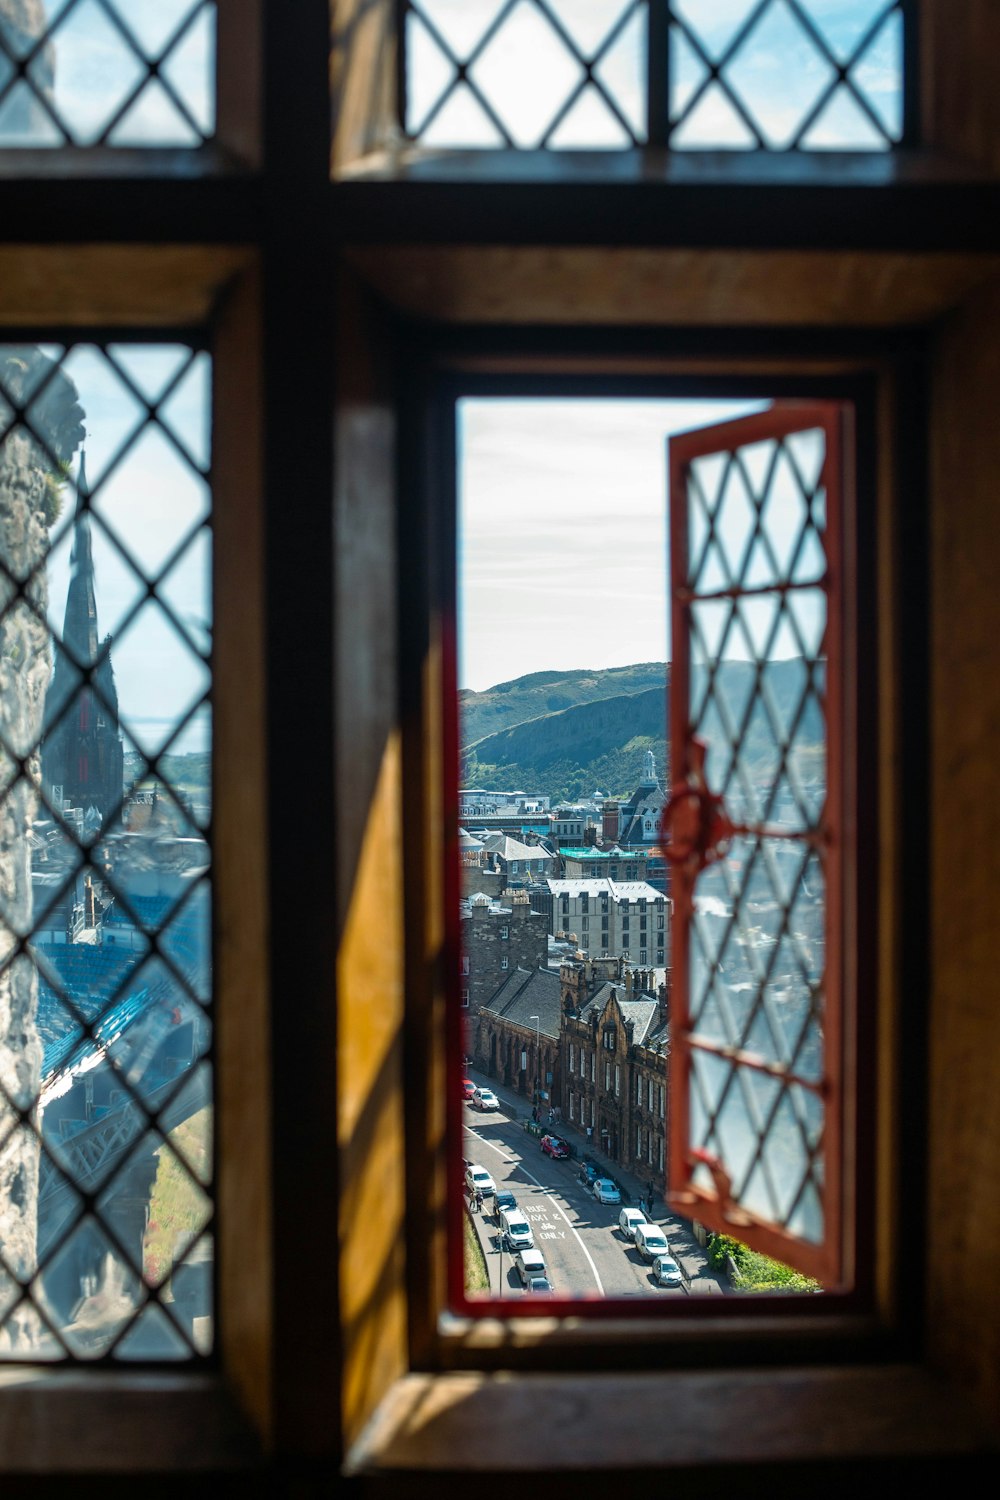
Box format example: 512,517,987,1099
465,1067,727,1294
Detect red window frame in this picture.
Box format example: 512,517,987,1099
665,402,853,1288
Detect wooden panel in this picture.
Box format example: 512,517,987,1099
923,2,1000,174
928,277,1000,1423
345,247,1000,327
212,262,273,1443
335,269,408,1448
215,0,262,168
345,1367,994,1479
0,247,252,325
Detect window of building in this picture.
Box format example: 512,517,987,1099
580,1050,586,1079
10,1,999,1490
500,956,509,970
0,339,214,1362
605,1060,611,1091
568,1042,575,1072
640,949,647,964
615,1064,620,1097
400,1,909,152
0,0,219,149
500,925,509,939
460,955,470,974
460,989,469,1008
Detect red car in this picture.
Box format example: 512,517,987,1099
540,1134,569,1159
461,1079,476,1100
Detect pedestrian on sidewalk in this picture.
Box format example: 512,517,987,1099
475,1187,484,1212
647,1179,656,1213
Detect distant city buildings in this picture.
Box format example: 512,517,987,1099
549,876,669,969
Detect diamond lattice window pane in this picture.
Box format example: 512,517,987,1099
669,402,846,1285
404,0,647,147
1,341,212,1361
669,0,904,150
0,0,215,148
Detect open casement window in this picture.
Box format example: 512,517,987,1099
665,402,852,1288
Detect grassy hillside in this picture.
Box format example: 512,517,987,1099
459,663,668,748
460,659,823,804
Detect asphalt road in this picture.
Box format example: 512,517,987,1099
463,1098,687,1300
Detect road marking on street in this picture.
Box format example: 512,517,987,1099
465,1122,605,1296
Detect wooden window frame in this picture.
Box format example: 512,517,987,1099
1,0,999,1486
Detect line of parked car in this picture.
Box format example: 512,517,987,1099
617,1206,683,1288
463,1164,553,1293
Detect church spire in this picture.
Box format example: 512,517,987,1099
63,449,99,668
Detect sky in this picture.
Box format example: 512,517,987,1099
458,398,769,692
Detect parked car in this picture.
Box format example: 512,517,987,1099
464,1163,497,1199
461,1078,476,1100
525,1275,553,1294
618,1206,648,1241
592,1177,622,1205
540,1134,569,1159
472,1087,500,1111
494,1188,518,1220
651,1252,684,1288
500,1209,534,1251
634,1222,670,1261
513,1247,547,1287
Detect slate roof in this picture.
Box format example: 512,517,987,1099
479,966,562,1040
548,877,663,903
480,833,554,863
577,984,668,1053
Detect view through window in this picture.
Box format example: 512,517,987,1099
403,0,905,150
0,341,213,1360
454,395,845,1306
0,0,215,148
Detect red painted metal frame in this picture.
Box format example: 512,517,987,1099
667,401,850,1289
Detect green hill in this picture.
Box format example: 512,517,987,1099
459,663,668,748
460,660,823,805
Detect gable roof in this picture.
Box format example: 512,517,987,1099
479,966,562,1039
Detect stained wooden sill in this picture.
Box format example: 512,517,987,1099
344,1365,997,1494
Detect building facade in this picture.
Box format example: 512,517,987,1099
549,876,669,968
560,960,669,1183
460,889,549,1053
477,965,562,1109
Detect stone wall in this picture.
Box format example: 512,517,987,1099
0,346,84,1348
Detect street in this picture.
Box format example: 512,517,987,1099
462,1084,701,1300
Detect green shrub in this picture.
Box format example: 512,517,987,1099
707,1232,820,1293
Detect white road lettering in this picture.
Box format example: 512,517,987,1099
465,1123,605,1295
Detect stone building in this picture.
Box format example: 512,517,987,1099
476,831,557,889
460,889,548,1055
560,959,669,1185
549,876,669,968
477,965,561,1112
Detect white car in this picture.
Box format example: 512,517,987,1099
592,1177,622,1205
472,1087,500,1111
618,1207,647,1240
464,1164,497,1199
500,1209,534,1251
651,1252,684,1288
